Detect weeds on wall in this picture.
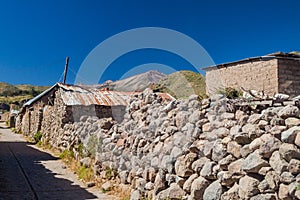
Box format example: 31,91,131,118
86,134,102,158
78,166,94,182
33,131,42,144
218,87,243,99
59,149,74,160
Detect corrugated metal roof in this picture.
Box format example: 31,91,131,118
23,84,58,107
59,83,137,106
22,82,174,109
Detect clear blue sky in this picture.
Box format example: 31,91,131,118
0,0,299,85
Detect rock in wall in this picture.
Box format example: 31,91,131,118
44,89,300,199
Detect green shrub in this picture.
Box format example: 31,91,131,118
33,131,42,143
78,166,94,181
77,142,84,157
86,135,102,158
59,149,74,159
218,87,242,99
105,166,118,180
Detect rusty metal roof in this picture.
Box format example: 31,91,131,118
58,83,138,106
22,82,174,109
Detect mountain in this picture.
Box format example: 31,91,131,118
98,70,166,92
154,70,206,99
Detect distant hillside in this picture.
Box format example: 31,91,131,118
98,70,166,92
154,70,206,99
0,82,21,96
16,84,49,92
0,82,49,105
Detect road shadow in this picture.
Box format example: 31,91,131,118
0,141,98,200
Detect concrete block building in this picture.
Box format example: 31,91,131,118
204,52,300,98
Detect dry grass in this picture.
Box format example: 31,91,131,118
96,178,131,200
37,142,131,199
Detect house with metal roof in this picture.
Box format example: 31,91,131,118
204,52,300,97
16,83,140,140
16,82,174,145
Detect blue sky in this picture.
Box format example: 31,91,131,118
0,0,299,85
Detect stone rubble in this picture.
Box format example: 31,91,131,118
40,89,300,199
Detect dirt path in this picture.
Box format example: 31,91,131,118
0,122,115,200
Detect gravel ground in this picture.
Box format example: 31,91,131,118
0,122,115,200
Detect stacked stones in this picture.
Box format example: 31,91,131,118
99,90,300,200
42,88,300,199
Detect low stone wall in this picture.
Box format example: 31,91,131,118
41,89,300,200
1,112,10,122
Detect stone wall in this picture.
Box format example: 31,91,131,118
278,59,300,97
70,105,126,123
205,59,279,96
43,89,300,199
1,112,10,122
16,90,53,137
42,91,125,150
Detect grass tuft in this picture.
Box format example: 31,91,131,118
33,131,42,144
77,166,94,182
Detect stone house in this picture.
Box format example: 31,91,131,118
204,52,300,97
16,83,138,141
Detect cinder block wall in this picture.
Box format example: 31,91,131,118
278,59,300,98
206,59,279,96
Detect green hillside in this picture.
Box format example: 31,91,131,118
154,70,207,99
0,82,49,104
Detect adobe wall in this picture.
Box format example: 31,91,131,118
278,59,300,97
206,59,279,96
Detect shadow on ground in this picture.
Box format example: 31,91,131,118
0,141,97,200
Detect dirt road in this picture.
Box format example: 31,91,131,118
0,122,115,200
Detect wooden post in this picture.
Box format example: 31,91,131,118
63,57,69,84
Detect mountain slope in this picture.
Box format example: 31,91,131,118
0,82,22,96
154,70,206,99
0,82,50,104
99,70,166,92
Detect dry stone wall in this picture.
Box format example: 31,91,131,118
42,89,300,200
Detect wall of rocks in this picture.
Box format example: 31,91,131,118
42,89,300,200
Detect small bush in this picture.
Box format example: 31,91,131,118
86,135,102,158
78,166,94,182
33,131,42,143
218,87,242,99
296,183,300,191
37,140,42,147
10,128,17,133
77,142,84,157
105,167,118,180
59,149,74,160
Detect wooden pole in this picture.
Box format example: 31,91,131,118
63,57,69,84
